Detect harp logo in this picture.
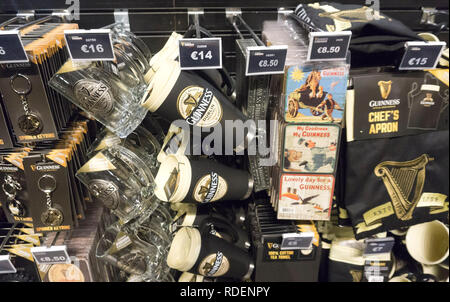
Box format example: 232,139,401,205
374,154,434,221
378,80,392,100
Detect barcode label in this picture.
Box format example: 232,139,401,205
368,276,384,282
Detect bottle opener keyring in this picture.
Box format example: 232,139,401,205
10,73,43,135
2,175,26,217
37,174,64,226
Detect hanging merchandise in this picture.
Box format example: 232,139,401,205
0,1,448,285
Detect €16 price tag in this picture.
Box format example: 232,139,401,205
64,29,115,61
179,38,222,70
0,30,29,64
307,31,351,62
399,41,446,70
245,45,288,76
31,245,70,265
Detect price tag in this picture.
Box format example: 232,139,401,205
307,31,351,62
179,38,222,70
64,29,115,62
0,30,29,64
0,254,17,274
245,45,288,76
363,237,395,256
399,41,446,70
280,232,314,250
31,245,70,265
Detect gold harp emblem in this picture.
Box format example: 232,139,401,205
378,80,392,100
349,270,363,282
374,154,434,221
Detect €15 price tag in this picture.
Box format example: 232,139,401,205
179,38,222,70
399,41,446,70
0,30,29,64
64,29,115,61
31,245,70,265
245,45,288,76
307,31,351,62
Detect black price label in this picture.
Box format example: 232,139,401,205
0,255,17,274
0,31,29,64
399,41,446,70
64,29,115,61
363,237,395,256
31,245,70,265
179,38,222,70
307,31,351,61
280,232,314,250
245,45,288,76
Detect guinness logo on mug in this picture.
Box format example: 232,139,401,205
198,251,230,277
193,172,228,203
177,86,223,127
88,179,120,209
74,79,114,114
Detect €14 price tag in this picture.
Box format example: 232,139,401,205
0,30,29,64
31,245,70,265
245,45,288,76
280,232,314,250
64,29,115,61
0,254,17,274
307,31,351,62
399,41,446,70
179,38,222,70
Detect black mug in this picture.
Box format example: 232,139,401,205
167,226,254,279
141,59,255,152
154,154,253,204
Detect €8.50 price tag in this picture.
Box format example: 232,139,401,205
64,29,115,61
399,41,446,70
0,31,29,64
245,45,288,76
31,245,70,265
307,31,351,62
179,38,222,70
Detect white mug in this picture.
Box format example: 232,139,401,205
405,220,449,266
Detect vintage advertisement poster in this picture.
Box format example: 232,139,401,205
278,174,334,220
283,124,340,174
284,66,348,123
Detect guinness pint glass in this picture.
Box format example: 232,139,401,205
142,59,255,152
167,227,254,280
154,154,253,204
49,60,148,138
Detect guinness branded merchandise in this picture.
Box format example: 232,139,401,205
0,1,448,285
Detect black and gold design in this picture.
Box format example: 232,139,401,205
349,270,363,282
378,80,392,100
374,154,433,221
192,172,228,203
198,252,230,277
177,86,223,127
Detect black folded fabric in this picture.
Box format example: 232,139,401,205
342,130,449,239
294,2,423,68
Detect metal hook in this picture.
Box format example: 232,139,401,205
188,8,204,39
